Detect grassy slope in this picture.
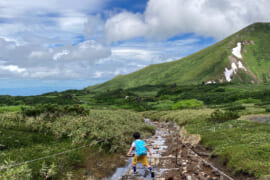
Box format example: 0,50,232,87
89,23,270,92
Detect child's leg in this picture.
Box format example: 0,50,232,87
147,165,152,172
132,164,137,173
132,156,137,173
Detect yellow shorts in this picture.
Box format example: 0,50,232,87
132,155,149,166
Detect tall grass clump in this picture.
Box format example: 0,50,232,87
206,109,240,123
172,99,204,110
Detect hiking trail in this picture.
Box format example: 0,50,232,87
108,119,236,180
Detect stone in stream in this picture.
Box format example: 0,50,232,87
153,145,160,149
211,170,220,176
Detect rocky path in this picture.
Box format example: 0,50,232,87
110,119,235,180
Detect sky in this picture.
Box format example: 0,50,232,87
0,0,270,96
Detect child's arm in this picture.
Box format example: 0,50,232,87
146,145,152,157
127,146,133,156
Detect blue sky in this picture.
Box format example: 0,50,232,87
0,0,269,96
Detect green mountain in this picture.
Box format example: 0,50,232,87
89,23,270,92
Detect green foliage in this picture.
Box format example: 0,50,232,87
0,159,32,180
224,104,246,111
236,98,261,104
21,104,89,118
265,106,270,112
172,99,204,110
39,162,57,179
206,109,240,123
147,100,174,110
23,110,155,151
143,109,213,125
0,109,155,179
66,151,83,166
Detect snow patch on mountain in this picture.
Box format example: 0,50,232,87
224,62,237,82
238,61,247,71
206,80,216,84
232,42,242,59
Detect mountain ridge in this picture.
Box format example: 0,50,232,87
88,22,270,92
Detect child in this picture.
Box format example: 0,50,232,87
127,132,153,175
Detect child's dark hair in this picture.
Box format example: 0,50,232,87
133,132,140,139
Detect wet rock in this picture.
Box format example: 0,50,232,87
195,164,201,170
211,170,220,176
153,145,160,149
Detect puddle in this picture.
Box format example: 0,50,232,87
109,119,169,180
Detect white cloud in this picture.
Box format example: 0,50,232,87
0,65,26,73
104,0,270,42
0,38,111,79
53,50,70,60
29,51,46,59
105,12,148,42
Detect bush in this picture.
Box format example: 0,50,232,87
236,98,261,104
225,104,246,111
21,104,89,118
172,99,204,110
206,109,240,123
265,106,270,112
0,160,32,179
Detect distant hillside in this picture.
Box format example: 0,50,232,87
88,23,270,92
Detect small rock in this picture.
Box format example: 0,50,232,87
186,175,192,180
212,170,220,176
153,145,160,149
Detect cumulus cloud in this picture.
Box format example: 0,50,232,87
105,12,148,42
0,38,111,79
105,0,270,42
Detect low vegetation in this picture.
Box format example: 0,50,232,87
1,82,270,179
0,107,155,179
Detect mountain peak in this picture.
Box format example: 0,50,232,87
88,23,270,92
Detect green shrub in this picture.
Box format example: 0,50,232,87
225,104,246,111
206,109,240,123
172,99,204,110
265,106,270,112
21,104,89,118
0,160,32,180
236,98,261,104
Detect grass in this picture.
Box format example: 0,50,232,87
172,99,204,110
0,109,155,179
0,106,25,113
